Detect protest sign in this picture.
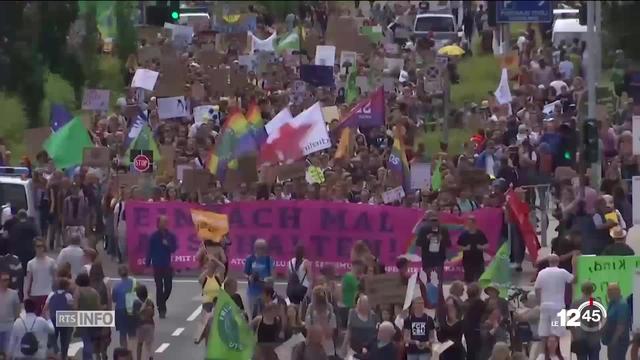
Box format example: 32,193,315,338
382,186,405,204
157,96,189,120
164,23,194,45
410,162,431,190
384,58,404,73
212,14,257,33
315,45,336,66
193,105,216,125
24,127,52,160
356,76,370,94
299,65,334,87
339,51,357,75
364,273,407,306
137,46,161,64
125,200,424,273
191,82,205,101
82,147,111,168
321,106,340,124
136,26,172,45
81,89,110,111
383,43,400,55
237,156,259,183
574,256,640,306
238,54,257,72
131,69,159,91
182,169,212,193
249,31,276,53
190,209,229,242
195,49,225,69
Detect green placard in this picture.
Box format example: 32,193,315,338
574,255,640,306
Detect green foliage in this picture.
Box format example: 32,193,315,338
262,1,299,21
0,93,28,162
97,55,125,107
603,2,640,62
81,2,100,87
422,129,472,157
115,1,137,64
40,72,78,127
451,56,501,108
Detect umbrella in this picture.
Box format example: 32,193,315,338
438,44,465,56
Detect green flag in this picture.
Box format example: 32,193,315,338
431,160,442,191
479,241,512,297
345,69,358,105
276,30,300,53
206,290,256,360
43,117,93,169
124,125,161,165
360,26,383,43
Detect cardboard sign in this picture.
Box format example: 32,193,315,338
364,273,407,306
82,147,111,168
382,186,406,204
157,96,189,120
182,169,212,192
195,49,225,69
261,162,307,183
321,106,340,124
24,127,52,160
207,68,230,97
137,46,161,64
153,64,187,97
355,76,370,94
191,82,205,101
136,26,172,45
131,69,159,91
81,89,110,111
193,105,217,125
237,156,258,184
115,173,147,189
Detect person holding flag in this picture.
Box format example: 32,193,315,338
387,125,411,193
205,290,256,360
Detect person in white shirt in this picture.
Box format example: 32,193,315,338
8,298,54,360
25,239,56,317
56,234,85,278
558,55,574,81
112,188,127,264
534,254,574,339
549,73,568,96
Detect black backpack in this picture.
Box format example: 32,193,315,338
286,259,307,304
20,318,39,356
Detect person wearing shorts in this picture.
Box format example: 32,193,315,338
534,254,574,339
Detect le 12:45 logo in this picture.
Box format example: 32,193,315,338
554,298,607,332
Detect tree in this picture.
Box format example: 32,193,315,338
603,1,640,62
115,1,137,65
81,2,100,87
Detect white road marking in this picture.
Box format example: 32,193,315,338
172,327,185,336
187,305,202,321
155,343,170,353
68,342,83,357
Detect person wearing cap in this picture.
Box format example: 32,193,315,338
602,226,635,256
484,285,509,320
534,254,574,341
457,215,488,283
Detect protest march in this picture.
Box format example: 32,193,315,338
1,1,640,360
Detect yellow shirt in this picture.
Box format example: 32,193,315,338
202,275,221,304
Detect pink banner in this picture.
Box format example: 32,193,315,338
125,200,424,274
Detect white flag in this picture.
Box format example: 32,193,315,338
494,68,512,105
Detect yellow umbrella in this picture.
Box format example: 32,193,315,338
438,45,465,56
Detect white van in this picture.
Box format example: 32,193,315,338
552,18,587,47
413,13,458,49
0,167,35,226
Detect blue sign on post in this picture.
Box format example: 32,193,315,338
496,1,553,23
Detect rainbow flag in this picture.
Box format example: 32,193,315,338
388,126,410,192
245,103,268,147
206,110,248,179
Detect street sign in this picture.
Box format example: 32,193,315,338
130,150,153,173
423,65,443,95
496,1,552,23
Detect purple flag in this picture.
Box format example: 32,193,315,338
334,87,385,132
50,103,73,132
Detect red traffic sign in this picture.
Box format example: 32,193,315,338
133,154,151,172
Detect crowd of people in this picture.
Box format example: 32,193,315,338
0,1,638,360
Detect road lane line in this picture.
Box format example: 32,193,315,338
68,342,83,357
187,305,202,321
155,343,170,353
172,327,185,336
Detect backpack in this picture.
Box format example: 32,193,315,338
286,259,307,304
19,318,39,356
125,278,137,315
48,291,71,325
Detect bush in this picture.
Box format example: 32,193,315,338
0,93,28,163
97,55,125,108
40,71,77,127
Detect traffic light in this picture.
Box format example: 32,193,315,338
583,118,599,164
169,0,180,22
557,123,577,166
579,2,587,26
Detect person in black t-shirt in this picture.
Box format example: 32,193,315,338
415,211,451,281
457,215,488,283
403,297,435,360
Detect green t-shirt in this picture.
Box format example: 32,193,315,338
342,272,359,308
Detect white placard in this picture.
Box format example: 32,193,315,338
193,105,217,126
410,162,431,190
339,51,357,75
633,116,640,155
81,89,110,111
384,57,404,72
164,22,194,41
157,96,189,120
383,77,396,92
131,69,159,91
403,273,418,310
355,76,370,94
633,176,640,225
382,186,405,204
634,270,640,333
315,45,336,66
249,31,276,53
274,333,305,360
238,55,257,72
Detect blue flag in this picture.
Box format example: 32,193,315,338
50,103,73,132
124,111,148,148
